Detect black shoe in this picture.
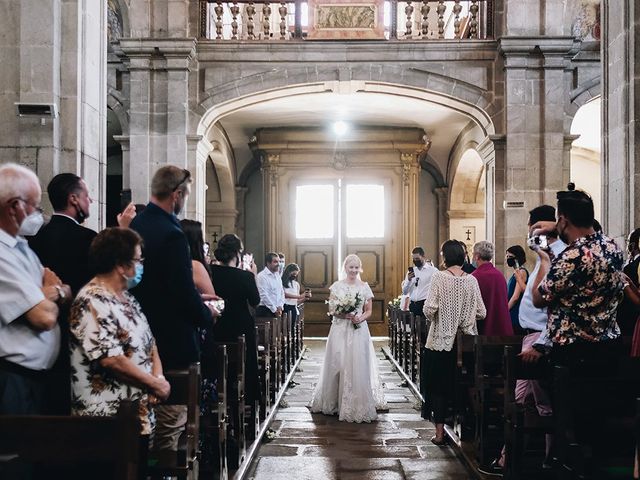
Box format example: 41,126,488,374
477,459,503,477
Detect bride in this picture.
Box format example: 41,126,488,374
308,254,387,422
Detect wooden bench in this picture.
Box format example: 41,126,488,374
255,321,272,421
199,344,228,480
148,363,201,480
214,337,247,471
473,335,523,468
451,332,477,440
503,345,553,480
0,400,140,480
255,316,280,403
553,352,640,479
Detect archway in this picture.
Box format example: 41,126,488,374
570,96,601,221
449,148,486,251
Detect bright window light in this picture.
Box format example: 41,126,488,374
333,121,349,136
346,184,385,238
296,185,334,239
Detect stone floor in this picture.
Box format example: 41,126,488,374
246,339,473,480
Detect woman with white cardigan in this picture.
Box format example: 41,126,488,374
422,239,486,445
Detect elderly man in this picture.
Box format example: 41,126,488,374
471,240,513,335
0,163,70,415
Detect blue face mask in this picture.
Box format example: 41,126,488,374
125,263,144,290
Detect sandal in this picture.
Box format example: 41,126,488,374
430,435,447,446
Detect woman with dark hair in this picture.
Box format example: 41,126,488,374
506,245,529,335
180,219,217,298
208,234,260,399
282,263,310,326
69,227,170,437
422,239,485,445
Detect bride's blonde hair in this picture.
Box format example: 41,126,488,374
340,254,363,280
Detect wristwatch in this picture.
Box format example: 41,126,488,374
54,285,66,302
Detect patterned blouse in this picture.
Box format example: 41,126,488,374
539,232,624,346
70,282,156,435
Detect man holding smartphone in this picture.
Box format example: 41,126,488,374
401,246,437,318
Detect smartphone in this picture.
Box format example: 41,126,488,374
408,266,414,274
120,189,132,211
242,253,253,271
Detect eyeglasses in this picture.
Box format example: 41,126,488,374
172,169,191,192
131,257,144,265
11,197,44,215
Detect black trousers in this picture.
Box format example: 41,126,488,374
0,361,48,415
255,305,276,317
409,300,425,318
283,304,298,325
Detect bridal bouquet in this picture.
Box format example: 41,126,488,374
326,291,364,329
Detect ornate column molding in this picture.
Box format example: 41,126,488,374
261,153,280,251
498,37,581,70
261,153,280,187
400,152,419,186
119,38,197,71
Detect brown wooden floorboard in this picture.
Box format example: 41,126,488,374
246,339,473,480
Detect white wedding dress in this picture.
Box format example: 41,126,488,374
308,280,387,422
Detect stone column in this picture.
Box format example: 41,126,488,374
602,1,640,242
235,186,249,241
498,38,577,257
433,187,449,251
262,153,280,252
113,135,131,188
187,134,204,222
119,39,197,205
401,152,419,265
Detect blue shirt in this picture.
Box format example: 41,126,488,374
0,228,60,370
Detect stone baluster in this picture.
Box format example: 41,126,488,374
421,1,430,39
230,2,240,39
469,0,479,39
214,1,224,40
263,3,272,39
453,0,462,38
405,2,414,38
436,0,445,38
246,2,256,39
279,2,288,40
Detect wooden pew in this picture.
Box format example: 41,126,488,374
388,305,396,358
473,335,523,468
255,321,272,421
280,312,291,383
148,363,201,480
298,303,305,357
502,345,553,480
255,316,280,403
199,344,228,480
398,310,414,378
0,400,140,480
214,337,247,471
452,332,477,440
553,351,640,479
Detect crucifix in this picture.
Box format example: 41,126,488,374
212,232,219,244
465,229,472,241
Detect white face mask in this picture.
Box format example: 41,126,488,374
18,211,44,236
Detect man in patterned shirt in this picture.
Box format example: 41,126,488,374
529,183,624,367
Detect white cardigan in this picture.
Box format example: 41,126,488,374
422,270,486,351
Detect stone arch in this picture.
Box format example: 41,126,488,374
565,77,601,130
449,146,486,246
107,89,129,134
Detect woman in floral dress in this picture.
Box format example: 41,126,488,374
69,227,170,437
308,254,387,423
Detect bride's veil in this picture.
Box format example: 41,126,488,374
339,253,363,281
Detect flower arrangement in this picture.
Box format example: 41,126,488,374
326,291,364,329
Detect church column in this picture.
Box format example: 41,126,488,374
433,187,449,253
262,153,280,252
401,153,419,265
235,186,249,241
113,135,130,189
602,1,640,242
498,38,576,259
119,39,197,205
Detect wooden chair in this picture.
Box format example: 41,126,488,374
0,400,140,480
148,363,201,480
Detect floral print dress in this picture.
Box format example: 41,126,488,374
69,282,156,435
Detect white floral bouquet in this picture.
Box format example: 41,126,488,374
326,291,364,329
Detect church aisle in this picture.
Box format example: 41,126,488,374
247,339,472,480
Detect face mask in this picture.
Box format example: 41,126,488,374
413,259,423,268
74,203,87,223
18,211,44,236
125,263,144,290
506,257,517,268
